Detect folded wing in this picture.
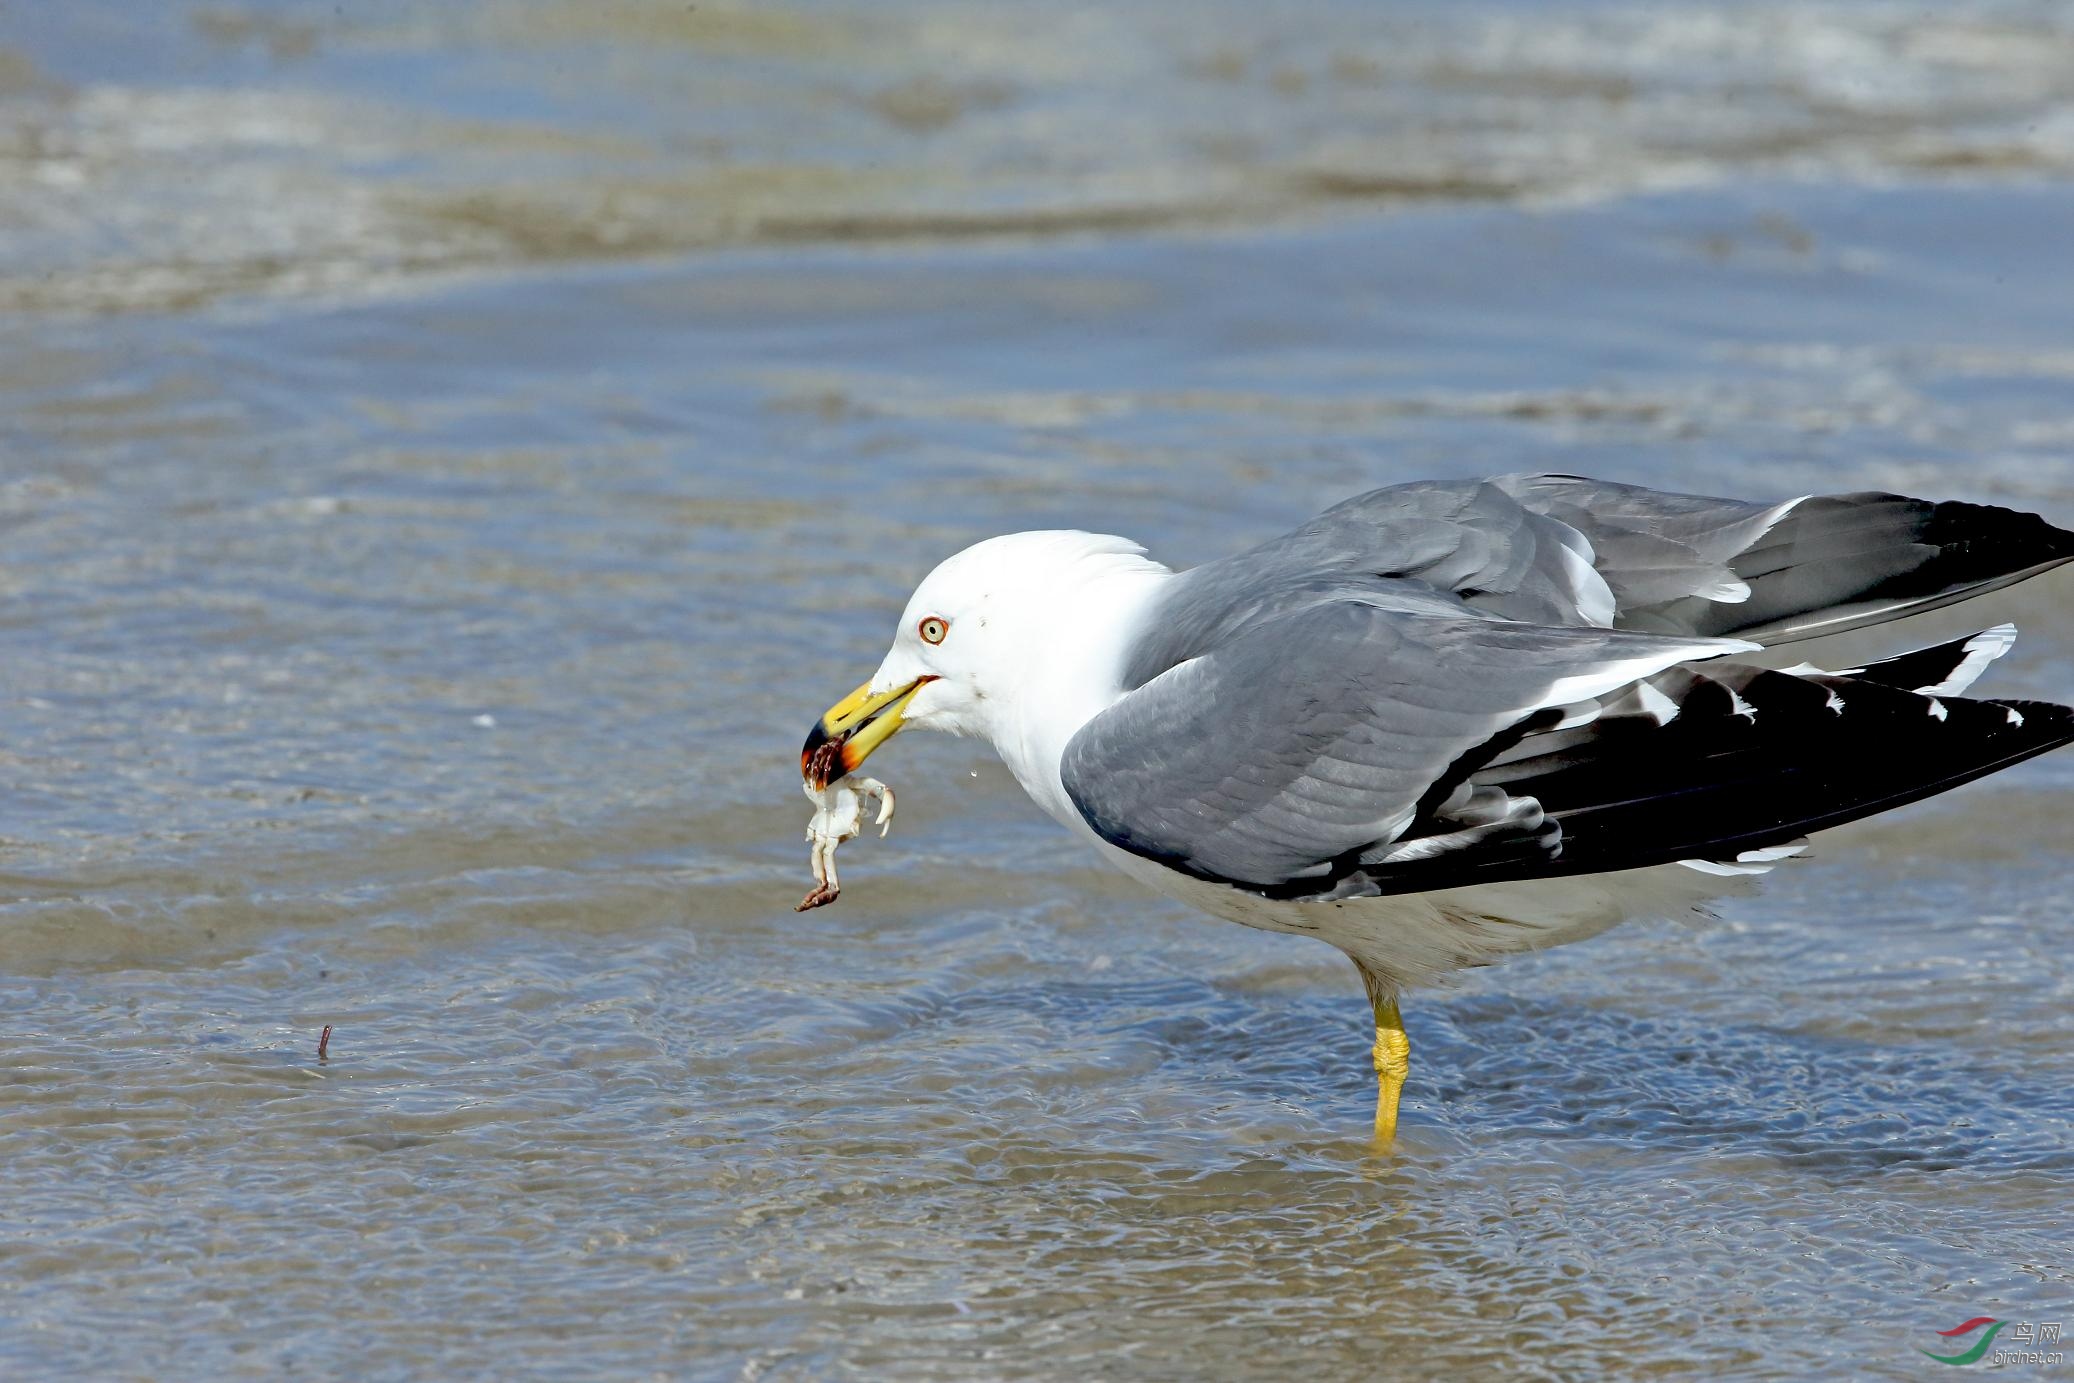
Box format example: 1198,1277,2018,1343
1493,472,2074,643
1129,476,2074,683
1067,600,1753,894
1064,601,2074,901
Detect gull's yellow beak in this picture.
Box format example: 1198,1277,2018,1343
800,676,935,788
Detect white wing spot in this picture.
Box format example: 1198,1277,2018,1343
1550,701,1604,731
1679,858,1769,876
1737,842,1807,863
1927,698,1948,721
1824,689,1845,714
1550,530,1617,627
1680,840,1808,876
1635,682,1681,724
2007,706,2027,727
1534,639,1755,713
1918,623,2019,696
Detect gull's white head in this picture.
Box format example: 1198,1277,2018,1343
801,530,1169,789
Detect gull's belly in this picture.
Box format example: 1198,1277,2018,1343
1090,839,1748,990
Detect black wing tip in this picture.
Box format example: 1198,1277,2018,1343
1910,495,2074,588
1327,675,2074,898
1983,696,2074,743
1719,492,2074,645
1536,678,2074,878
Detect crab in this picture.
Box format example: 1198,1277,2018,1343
795,774,894,911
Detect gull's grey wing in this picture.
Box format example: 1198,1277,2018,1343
1066,599,1749,892
1128,475,2074,688
1066,600,2074,900
1072,473,2074,899
1492,472,1791,610
1494,473,2074,644
1121,481,1613,686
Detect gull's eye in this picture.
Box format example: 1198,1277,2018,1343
918,616,950,645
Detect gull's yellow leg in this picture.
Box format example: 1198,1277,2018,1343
1371,995,1411,1143
1355,961,1411,1144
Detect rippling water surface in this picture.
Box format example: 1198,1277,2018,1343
3,2,2073,1377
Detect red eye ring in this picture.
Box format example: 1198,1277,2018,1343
918,616,949,645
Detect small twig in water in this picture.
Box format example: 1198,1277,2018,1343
318,1024,332,1063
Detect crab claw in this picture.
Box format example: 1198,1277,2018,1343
852,776,896,837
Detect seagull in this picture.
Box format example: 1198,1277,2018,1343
801,474,2074,1140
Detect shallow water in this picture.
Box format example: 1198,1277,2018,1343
3,1,2074,1378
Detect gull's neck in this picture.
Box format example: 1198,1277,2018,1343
990,556,1171,830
